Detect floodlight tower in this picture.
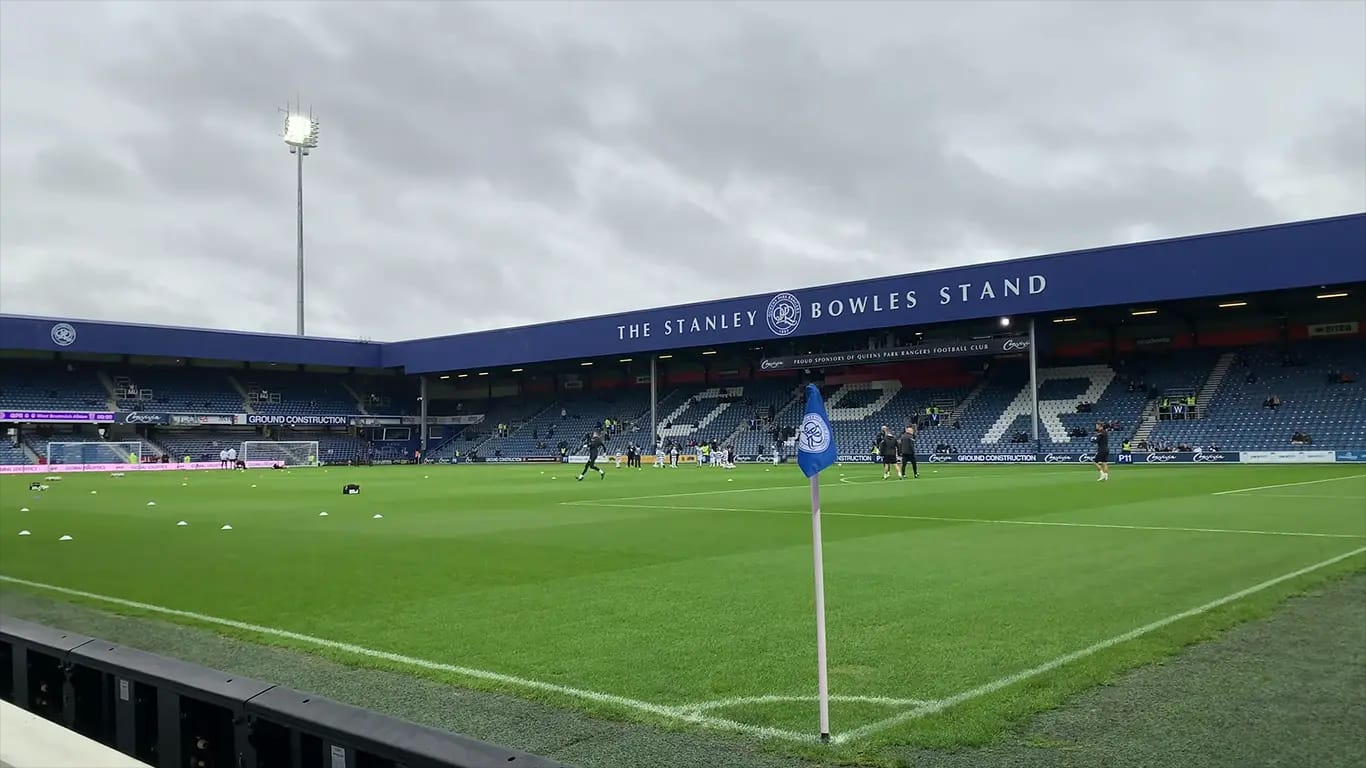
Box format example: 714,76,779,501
282,104,320,336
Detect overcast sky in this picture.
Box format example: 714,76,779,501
0,0,1362,341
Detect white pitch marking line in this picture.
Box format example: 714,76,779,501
1212,474,1366,496
0,575,812,743
577,502,1366,540
558,470,1077,507
684,693,927,714
831,545,1366,745
1242,494,1366,500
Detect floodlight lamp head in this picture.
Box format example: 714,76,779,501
283,113,320,149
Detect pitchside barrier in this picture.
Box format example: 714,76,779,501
0,461,276,475
456,451,1364,465
0,616,570,768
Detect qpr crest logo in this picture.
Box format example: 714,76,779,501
50,322,77,347
766,293,802,337
798,413,831,454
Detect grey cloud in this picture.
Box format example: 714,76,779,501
0,0,1362,342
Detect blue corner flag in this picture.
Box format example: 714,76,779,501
796,384,838,478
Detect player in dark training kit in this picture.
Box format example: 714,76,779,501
897,425,918,479
879,426,899,480
578,432,607,481
1093,422,1110,482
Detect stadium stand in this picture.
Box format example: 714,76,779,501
109,367,242,413
0,365,110,411
0,441,32,465
237,370,365,416
1145,340,1366,451
1,340,1362,465
473,392,656,459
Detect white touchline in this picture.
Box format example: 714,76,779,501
0,575,810,743
559,470,1078,507
830,545,1366,745
577,502,1366,540
1212,474,1366,496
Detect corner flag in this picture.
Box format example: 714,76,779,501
796,383,837,742
797,384,839,478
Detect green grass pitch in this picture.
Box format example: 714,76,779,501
2,462,1364,762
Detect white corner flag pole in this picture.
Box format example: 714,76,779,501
810,474,832,742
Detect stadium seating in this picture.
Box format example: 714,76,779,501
473,392,655,459
0,366,109,411
237,370,364,416
1,340,1362,466
1145,341,1366,450
0,441,32,465
110,368,242,413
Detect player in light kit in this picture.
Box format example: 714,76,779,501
670,445,679,468
655,443,667,468
577,431,607,481
1094,422,1111,482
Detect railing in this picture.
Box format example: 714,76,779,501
0,615,570,768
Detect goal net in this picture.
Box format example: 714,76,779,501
47,440,143,466
241,441,320,467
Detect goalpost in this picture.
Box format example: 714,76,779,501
47,441,143,466
240,441,320,467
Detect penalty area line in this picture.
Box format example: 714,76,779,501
576,502,1366,540
0,575,812,743
831,544,1366,745
1212,474,1366,496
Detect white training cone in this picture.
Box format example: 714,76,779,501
19,507,29,512
250,484,257,488
220,524,233,531
18,530,31,536
58,535,72,541
319,511,329,517
90,490,98,495
372,514,383,519
147,501,157,507
728,478,734,482
424,475,430,479
177,521,188,527
182,482,188,487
